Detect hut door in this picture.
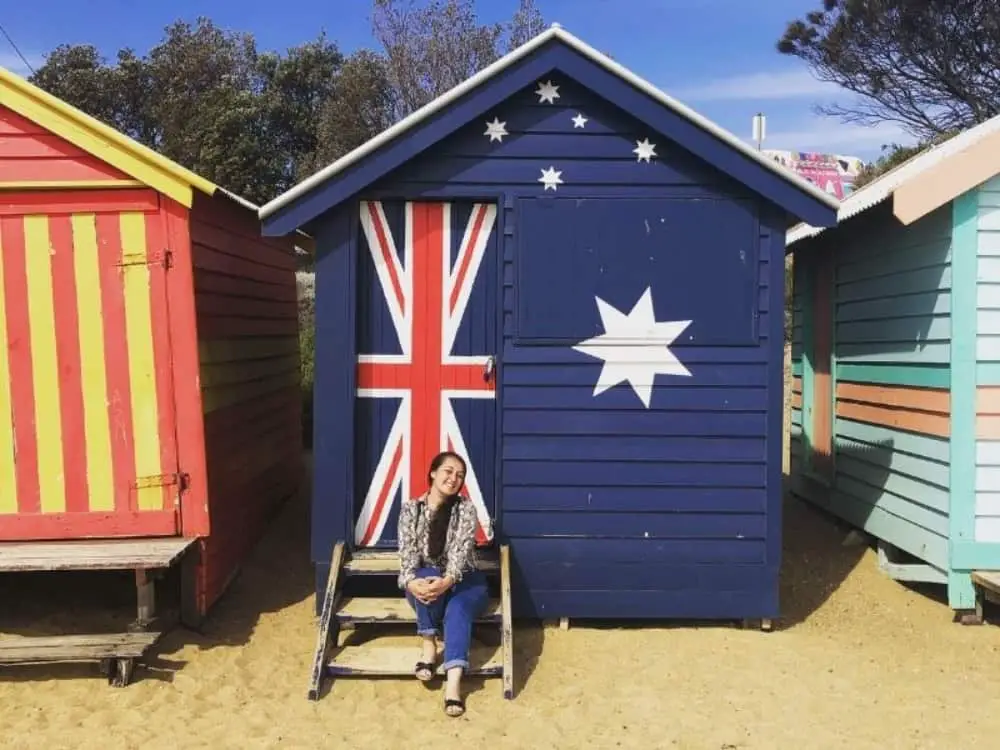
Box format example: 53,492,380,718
352,200,500,549
0,195,180,540
806,252,834,482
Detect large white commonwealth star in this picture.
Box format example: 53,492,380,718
571,288,692,408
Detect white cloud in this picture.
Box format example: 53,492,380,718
0,51,42,77
671,69,838,102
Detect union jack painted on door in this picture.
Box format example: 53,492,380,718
353,200,499,548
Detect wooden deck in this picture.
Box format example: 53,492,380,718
0,537,197,685
0,538,196,572
971,570,1000,594
0,632,161,665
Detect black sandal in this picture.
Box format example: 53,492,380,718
444,698,465,717
415,661,435,681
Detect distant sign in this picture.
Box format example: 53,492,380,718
762,150,864,200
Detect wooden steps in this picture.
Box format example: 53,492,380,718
337,596,502,624
329,642,503,678
307,543,515,701
0,537,196,686
343,551,499,576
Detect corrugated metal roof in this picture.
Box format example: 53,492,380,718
259,23,839,220
786,113,1000,247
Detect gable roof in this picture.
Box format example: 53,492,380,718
786,113,1000,248
258,24,840,236
1,63,269,216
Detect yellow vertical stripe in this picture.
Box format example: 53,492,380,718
72,214,114,512
0,225,16,514
119,212,162,511
23,216,65,513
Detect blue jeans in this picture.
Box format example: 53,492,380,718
404,566,489,672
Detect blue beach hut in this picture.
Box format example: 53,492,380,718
258,24,838,698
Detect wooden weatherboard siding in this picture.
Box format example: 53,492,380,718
274,32,837,621
972,177,1000,570
0,105,137,188
0,190,184,539
188,191,302,612
308,73,798,620
790,202,958,594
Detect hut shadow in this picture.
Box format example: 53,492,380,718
778,437,896,630
0,455,318,684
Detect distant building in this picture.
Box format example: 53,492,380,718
762,149,864,200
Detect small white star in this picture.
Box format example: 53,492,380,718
633,138,657,162
538,166,563,191
535,80,560,104
572,288,693,408
571,113,588,128
484,117,508,143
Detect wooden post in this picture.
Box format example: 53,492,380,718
499,544,514,700
308,542,345,700
133,569,156,630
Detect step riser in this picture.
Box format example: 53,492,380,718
327,666,503,678
344,564,500,576
337,614,501,625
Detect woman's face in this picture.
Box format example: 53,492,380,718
430,456,466,497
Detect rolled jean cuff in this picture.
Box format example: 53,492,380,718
442,658,468,671
417,627,439,637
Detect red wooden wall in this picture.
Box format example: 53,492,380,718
187,191,303,613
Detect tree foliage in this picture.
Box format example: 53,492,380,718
777,0,1000,141
372,0,544,120
27,1,544,205
852,126,962,188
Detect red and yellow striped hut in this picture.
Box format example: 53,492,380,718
0,65,304,621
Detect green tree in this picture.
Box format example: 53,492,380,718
29,18,347,204
777,0,1000,141
371,0,545,120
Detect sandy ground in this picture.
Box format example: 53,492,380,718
3,483,1000,750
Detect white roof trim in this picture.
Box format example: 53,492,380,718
258,24,839,221
786,112,1000,247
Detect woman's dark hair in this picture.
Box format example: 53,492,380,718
426,451,466,558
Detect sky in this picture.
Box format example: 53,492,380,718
0,0,916,162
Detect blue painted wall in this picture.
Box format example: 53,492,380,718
305,75,785,621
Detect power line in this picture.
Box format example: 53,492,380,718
0,21,35,76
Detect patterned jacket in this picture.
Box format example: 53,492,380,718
397,494,479,590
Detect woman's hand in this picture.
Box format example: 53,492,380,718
408,576,454,604
423,575,454,601
407,578,435,604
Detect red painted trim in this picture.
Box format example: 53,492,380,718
0,155,126,183
95,212,138,515
163,197,210,537
0,510,181,540
1,216,40,514
48,214,89,513
0,107,48,135
144,211,180,513
0,190,159,217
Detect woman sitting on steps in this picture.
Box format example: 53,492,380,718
397,451,489,718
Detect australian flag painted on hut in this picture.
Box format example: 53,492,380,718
259,25,839,620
